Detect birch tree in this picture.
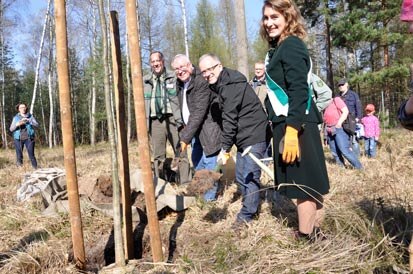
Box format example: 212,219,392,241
179,0,189,57
30,0,52,114
97,0,125,264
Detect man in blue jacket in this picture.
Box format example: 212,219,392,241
199,53,268,226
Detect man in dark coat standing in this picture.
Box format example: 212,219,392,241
338,78,363,157
199,53,268,225
172,54,222,200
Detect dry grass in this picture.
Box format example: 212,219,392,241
1,129,413,273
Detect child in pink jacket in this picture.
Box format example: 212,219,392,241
361,104,380,158
401,0,413,32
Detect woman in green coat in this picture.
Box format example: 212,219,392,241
260,0,330,240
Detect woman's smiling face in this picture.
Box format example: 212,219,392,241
263,6,287,39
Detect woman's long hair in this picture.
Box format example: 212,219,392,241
259,0,307,45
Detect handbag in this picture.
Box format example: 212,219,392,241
342,113,356,135
332,98,357,135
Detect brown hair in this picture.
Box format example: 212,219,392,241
259,0,307,45
15,103,28,113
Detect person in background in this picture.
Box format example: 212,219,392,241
10,103,39,169
323,98,363,169
143,51,191,183
199,53,268,227
337,78,363,156
249,61,267,108
261,0,330,241
361,104,380,158
250,61,273,158
171,54,222,201
398,0,413,129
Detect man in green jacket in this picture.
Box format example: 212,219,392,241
143,51,191,183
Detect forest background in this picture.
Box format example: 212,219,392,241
0,0,411,148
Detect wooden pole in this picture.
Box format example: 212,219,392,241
54,0,85,269
124,0,164,262
109,10,134,260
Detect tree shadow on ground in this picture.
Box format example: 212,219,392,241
265,188,298,228
103,205,188,266
0,229,49,266
357,197,413,267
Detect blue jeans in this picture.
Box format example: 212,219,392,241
235,141,266,222
351,135,360,158
328,128,362,169
14,139,37,168
191,136,219,201
364,137,377,158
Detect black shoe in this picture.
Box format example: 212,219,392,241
311,227,327,242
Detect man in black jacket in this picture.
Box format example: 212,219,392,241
338,78,362,157
172,54,222,200
199,53,268,224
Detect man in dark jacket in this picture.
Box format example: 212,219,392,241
199,53,268,225
172,54,222,200
143,51,191,183
338,78,363,157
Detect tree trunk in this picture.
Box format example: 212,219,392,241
48,14,55,148
30,0,52,114
0,4,7,149
54,0,85,269
90,3,97,146
97,0,125,266
39,84,48,145
234,0,248,78
325,12,334,88
109,10,133,259
179,0,189,57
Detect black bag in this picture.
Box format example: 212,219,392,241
342,113,356,135
332,97,356,135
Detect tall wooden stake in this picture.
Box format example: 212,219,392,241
124,0,164,262
54,0,85,269
109,10,133,260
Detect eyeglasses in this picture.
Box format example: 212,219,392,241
201,63,220,76
173,64,189,73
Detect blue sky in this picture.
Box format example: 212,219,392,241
27,0,262,35
14,0,263,70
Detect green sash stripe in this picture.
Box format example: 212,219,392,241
265,71,288,106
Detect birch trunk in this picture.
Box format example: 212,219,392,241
0,4,7,149
179,0,189,57
30,0,52,114
39,84,48,145
97,0,125,266
48,14,55,148
90,2,97,146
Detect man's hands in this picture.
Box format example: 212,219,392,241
217,150,231,166
282,126,300,164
